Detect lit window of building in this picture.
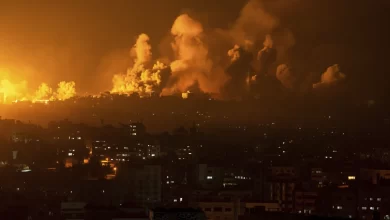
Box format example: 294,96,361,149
362,207,367,210
377,198,381,201
348,176,356,180
337,206,343,210
370,207,374,210
207,176,213,180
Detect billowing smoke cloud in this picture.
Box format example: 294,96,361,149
162,14,228,96
227,45,241,62
133,33,152,66
56,81,76,100
257,34,277,75
276,64,296,89
313,64,346,89
229,0,279,47
102,0,342,99
111,34,168,96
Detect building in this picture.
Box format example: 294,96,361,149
196,164,224,190
60,202,86,220
133,165,162,205
192,198,280,220
293,188,317,214
316,186,357,219
149,208,206,220
175,145,194,160
267,166,297,212
360,169,390,184
358,185,390,220
146,141,161,158
128,123,146,137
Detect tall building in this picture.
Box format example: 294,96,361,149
133,165,162,205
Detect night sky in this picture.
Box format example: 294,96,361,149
0,0,389,100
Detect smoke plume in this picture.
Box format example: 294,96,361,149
133,33,152,67
227,45,241,63
256,35,277,75
111,34,168,96
162,14,228,96
229,0,279,47
276,64,296,89
313,64,346,89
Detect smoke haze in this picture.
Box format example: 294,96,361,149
1,0,389,100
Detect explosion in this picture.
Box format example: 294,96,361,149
34,83,54,101
56,81,76,100
0,79,76,104
103,0,346,99
0,80,28,103
162,14,228,96
111,34,167,97
2,0,347,103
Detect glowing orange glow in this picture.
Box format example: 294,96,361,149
0,77,76,104
111,34,166,97
182,91,190,99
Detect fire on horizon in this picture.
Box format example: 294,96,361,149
0,0,388,104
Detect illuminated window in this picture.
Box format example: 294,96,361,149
337,206,343,210
362,207,367,210
377,198,381,201
68,153,73,156
348,176,356,180
132,133,137,136
370,207,374,210
207,176,213,180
